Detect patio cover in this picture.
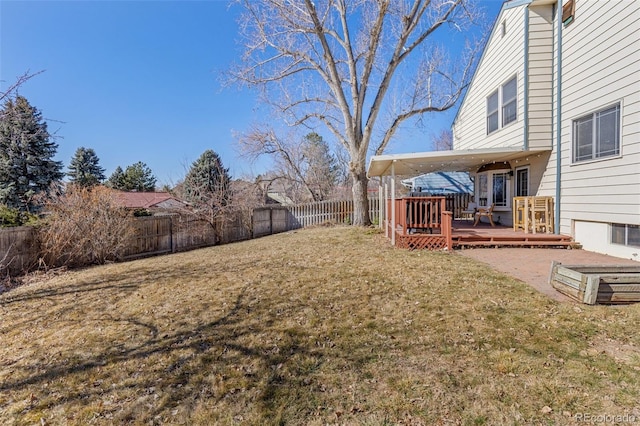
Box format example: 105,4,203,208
367,147,550,177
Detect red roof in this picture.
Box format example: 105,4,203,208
116,192,184,209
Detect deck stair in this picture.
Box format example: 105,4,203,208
453,233,577,249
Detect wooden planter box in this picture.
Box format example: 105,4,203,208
549,261,640,305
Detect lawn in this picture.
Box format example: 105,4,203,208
1,226,639,425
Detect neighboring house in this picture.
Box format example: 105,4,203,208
368,0,639,260
116,192,188,214
265,191,295,206
401,171,474,194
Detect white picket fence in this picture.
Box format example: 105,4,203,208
286,198,381,229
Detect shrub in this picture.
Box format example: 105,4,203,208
38,185,134,268
0,204,38,227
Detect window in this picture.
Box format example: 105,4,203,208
515,167,529,197
573,104,620,163
502,77,518,126
612,224,640,248
486,76,517,134
492,173,508,207
487,91,499,134
478,174,488,206
476,171,511,208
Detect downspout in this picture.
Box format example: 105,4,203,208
524,7,530,150
555,3,562,234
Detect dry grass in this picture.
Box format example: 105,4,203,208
1,226,639,425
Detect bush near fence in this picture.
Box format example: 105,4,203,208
2,195,457,276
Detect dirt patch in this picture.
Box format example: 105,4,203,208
588,336,640,366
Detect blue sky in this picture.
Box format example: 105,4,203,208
1,0,503,187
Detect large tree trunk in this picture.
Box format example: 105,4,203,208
350,161,371,226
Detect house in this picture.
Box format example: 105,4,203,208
367,0,639,260
116,191,188,214
401,171,474,195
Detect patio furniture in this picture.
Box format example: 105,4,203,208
474,204,495,227
513,197,527,231
461,202,477,222
531,196,554,233
512,196,555,233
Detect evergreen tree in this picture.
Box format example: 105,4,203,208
105,162,156,192
106,166,125,190
301,132,339,201
67,147,105,187
122,162,156,192
0,95,63,211
183,150,231,208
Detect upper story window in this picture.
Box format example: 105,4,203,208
486,75,518,134
487,91,499,134
502,77,518,126
573,103,620,163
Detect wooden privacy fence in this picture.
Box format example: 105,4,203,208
0,226,38,276
124,214,251,260
0,214,251,272
446,193,473,219
252,207,291,238
2,197,382,275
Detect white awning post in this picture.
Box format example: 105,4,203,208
391,161,396,246
378,177,383,230
384,179,389,238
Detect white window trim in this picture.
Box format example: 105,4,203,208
486,74,518,135
571,102,622,164
487,91,499,134
611,223,640,248
502,77,518,127
515,166,530,197
476,170,512,210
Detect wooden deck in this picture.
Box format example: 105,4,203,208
388,220,576,250
384,197,576,250
451,220,576,249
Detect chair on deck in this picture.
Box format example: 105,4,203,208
474,204,496,227
461,202,477,222
531,197,553,233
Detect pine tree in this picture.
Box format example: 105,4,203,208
67,147,106,187
0,95,63,211
183,150,231,207
301,132,339,201
122,162,156,192
106,166,125,190
105,162,156,192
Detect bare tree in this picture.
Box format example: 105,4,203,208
38,185,134,268
229,178,265,236
433,128,453,151
0,70,44,102
175,150,233,242
239,129,340,203
231,0,485,225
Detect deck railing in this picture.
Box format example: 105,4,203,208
385,196,453,250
